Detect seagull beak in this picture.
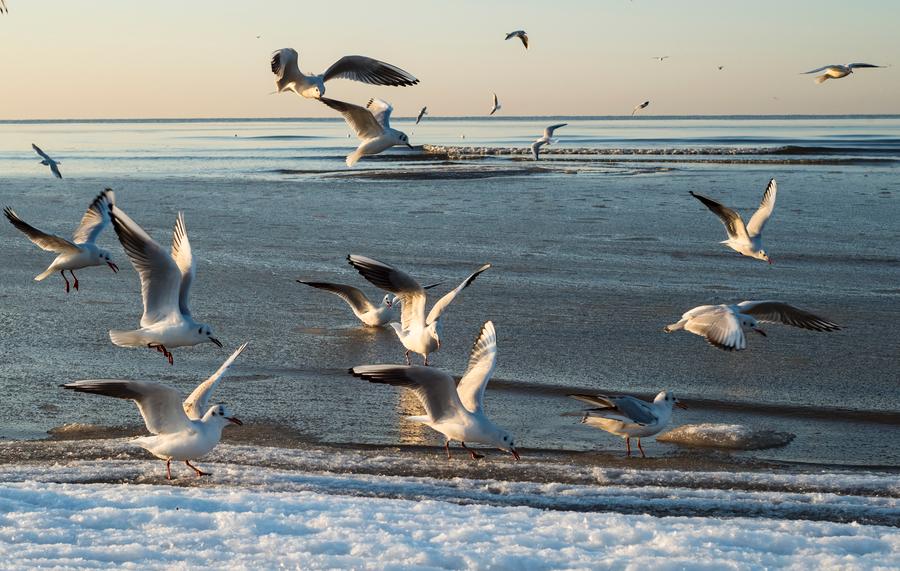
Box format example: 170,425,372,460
753,328,767,337
209,337,224,348
510,448,520,461
407,143,414,149
107,262,119,273
227,417,243,426
676,401,688,410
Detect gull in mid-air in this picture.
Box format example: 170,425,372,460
530,122,567,160
63,342,248,479
109,204,222,364
569,392,686,457
632,100,650,116
689,178,777,263
351,321,519,461
505,30,528,50
319,97,412,167
0,1,7,14
348,255,491,365
32,143,63,179
297,279,441,327
3,189,118,292
664,301,840,351
717,65,725,71
415,106,428,125
802,63,883,84
489,92,501,116
653,56,670,62
270,48,418,99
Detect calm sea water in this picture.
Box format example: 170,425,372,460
0,116,898,469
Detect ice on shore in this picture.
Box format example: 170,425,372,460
657,423,796,450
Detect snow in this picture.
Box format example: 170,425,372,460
657,423,796,450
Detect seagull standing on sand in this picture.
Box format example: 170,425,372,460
415,106,428,125
351,321,519,461
63,343,248,479
530,123,567,160
270,48,418,99
319,97,412,167
32,144,63,179
3,189,119,292
108,203,222,364
489,92,501,116
347,255,491,365
569,392,686,457
664,301,840,351
632,101,650,116
505,30,528,50
802,63,883,84
689,178,777,263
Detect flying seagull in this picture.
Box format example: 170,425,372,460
802,63,883,84
689,178,777,263
530,123,567,160
297,279,441,327
505,30,528,50
108,203,222,364
351,321,519,461
0,1,8,14
569,392,686,457
318,97,412,167
3,189,118,292
32,143,62,179
653,56,670,62
62,342,248,479
347,255,491,365
271,48,418,99
664,301,840,351
489,92,501,116
632,100,650,116
415,106,428,125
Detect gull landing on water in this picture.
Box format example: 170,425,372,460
109,204,222,364
664,301,840,351
569,392,686,457
347,255,491,365
270,48,418,99
530,123,567,160
62,343,248,479
319,97,412,167
351,321,519,461
802,63,883,84
504,30,528,50
690,178,777,263
32,143,62,179
489,92,501,116
4,189,119,293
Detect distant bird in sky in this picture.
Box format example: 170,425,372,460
415,106,428,125
63,342,248,479
256,35,261,39
530,122,567,160
689,178,777,263
570,392,686,457
717,65,725,71
664,301,840,351
802,63,883,84
270,48,418,99
32,143,62,179
3,189,118,293
0,0,8,14
319,97,412,167
505,30,528,50
653,56,670,62
489,92,501,116
632,100,650,116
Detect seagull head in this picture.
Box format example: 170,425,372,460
97,249,119,273
206,404,243,427
657,391,688,410
496,430,520,461
383,293,394,308
397,132,413,149
196,324,223,348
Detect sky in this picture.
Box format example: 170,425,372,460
0,0,898,119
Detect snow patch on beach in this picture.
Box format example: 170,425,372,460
657,423,796,450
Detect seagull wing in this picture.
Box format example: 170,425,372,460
318,97,383,140
49,162,63,179
3,208,79,254
110,205,182,327
519,33,528,49
801,65,837,74
543,123,567,139
456,321,497,414
183,342,249,419
322,55,419,87
847,63,882,70
348,255,426,331
31,143,52,161
745,179,777,238
736,301,840,331
568,394,657,425
366,97,394,129
171,212,194,318
531,140,543,160
685,307,745,351
297,281,376,314
426,263,491,325
271,48,305,87
350,365,464,422
72,189,114,244
416,107,427,125
689,191,749,242
63,380,192,435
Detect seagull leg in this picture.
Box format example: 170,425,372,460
70,270,79,291
625,437,632,457
461,442,484,460
60,271,70,293
423,354,430,366
405,350,411,365
444,440,452,460
185,460,210,477
637,439,646,458
165,348,174,366
166,459,172,480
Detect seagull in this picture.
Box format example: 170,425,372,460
664,301,840,351
489,92,501,116
32,144,62,179
505,30,528,50
653,56,670,62
0,1,7,14
351,321,519,461
569,392,686,457
270,48,418,99
632,100,650,116
297,279,442,327
3,189,119,292
802,63,883,84
108,203,222,365
415,106,428,125
62,342,248,479
717,65,725,71
530,122,567,160
347,255,491,365
689,178,777,263
319,97,412,167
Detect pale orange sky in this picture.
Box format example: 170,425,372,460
0,0,897,119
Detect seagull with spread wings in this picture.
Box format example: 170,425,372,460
32,143,63,179
505,30,528,50
319,97,412,167
530,123,567,160
632,100,650,116
802,63,883,84
489,92,501,116
415,106,428,125
297,279,441,327
690,178,777,263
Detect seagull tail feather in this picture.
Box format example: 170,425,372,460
34,267,55,281
108,329,145,348
346,149,364,168
814,75,829,84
